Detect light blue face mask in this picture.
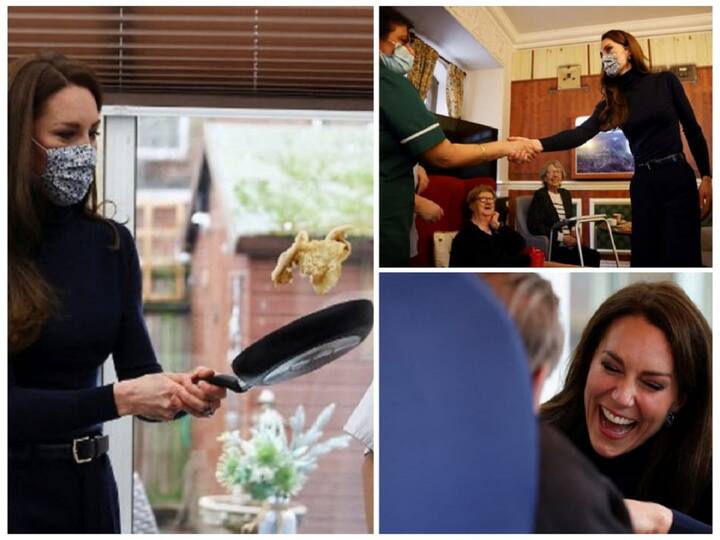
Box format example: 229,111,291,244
381,41,415,75
33,139,97,206
601,52,622,77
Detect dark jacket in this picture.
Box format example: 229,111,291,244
449,221,530,268
527,186,574,239
535,423,632,533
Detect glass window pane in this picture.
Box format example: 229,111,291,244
134,112,373,534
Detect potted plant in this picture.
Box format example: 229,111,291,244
215,403,350,533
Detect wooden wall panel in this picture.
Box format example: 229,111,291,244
512,49,533,81
532,43,589,79
532,46,557,80
558,44,590,74
509,67,712,181
587,41,602,75
649,32,712,68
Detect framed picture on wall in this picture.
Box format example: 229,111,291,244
571,116,634,179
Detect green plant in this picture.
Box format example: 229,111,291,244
216,404,350,501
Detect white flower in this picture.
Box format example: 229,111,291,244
215,402,346,501
250,466,275,484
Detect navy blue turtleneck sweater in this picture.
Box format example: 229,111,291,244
540,69,711,177
566,422,712,533
9,204,162,444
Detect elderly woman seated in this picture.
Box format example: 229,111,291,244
450,185,530,267
527,161,600,267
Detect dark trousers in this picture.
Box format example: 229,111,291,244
9,453,121,533
380,180,414,267
630,159,701,267
551,244,601,267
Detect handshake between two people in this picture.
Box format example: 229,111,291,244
113,366,228,422
504,137,543,163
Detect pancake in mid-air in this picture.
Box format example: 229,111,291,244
271,225,352,294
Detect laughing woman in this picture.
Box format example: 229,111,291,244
541,282,711,533
449,185,530,267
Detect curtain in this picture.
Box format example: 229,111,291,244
446,64,466,119
407,37,439,100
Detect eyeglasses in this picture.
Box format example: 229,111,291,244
474,196,495,203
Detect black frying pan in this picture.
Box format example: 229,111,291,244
200,299,373,392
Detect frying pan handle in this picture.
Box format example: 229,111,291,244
200,374,248,393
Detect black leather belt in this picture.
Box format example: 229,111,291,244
9,434,109,464
636,152,685,170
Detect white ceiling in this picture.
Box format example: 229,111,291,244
396,6,499,70
503,6,711,35
396,6,712,70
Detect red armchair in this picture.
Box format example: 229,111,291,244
411,175,496,267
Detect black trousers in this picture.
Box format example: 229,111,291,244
9,453,121,533
630,159,701,267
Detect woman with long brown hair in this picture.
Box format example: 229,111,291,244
519,30,711,267
8,52,227,533
541,282,711,533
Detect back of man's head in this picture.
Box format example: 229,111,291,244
482,273,564,374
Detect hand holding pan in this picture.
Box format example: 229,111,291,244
200,299,373,393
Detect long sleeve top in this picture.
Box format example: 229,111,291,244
527,187,575,239
450,222,530,268
540,69,711,177
9,204,162,443
556,421,712,533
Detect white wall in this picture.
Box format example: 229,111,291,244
462,67,512,192
462,68,505,129
539,274,572,404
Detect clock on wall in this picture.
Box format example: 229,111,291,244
557,64,581,90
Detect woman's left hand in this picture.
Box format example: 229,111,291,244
165,366,227,417
699,176,712,220
624,499,672,534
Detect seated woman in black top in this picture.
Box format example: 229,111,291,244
527,160,601,267
541,282,712,533
450,185,530,267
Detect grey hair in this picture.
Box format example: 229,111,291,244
539,160,566,187
482,273,564,372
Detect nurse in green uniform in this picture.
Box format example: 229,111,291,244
379,8,539,267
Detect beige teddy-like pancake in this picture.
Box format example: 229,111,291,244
270,225,352,294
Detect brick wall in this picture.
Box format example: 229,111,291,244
188,185,373,533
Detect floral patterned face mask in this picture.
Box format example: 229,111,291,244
33,139,97,206
601,52,622,77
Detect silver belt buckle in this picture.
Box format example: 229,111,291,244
73,436,92,464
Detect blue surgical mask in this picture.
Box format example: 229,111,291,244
381,41,415,75
601,52,622,77
34,139,97,206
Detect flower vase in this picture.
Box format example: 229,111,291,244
257,496,297,534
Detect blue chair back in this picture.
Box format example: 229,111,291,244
380,273,538,533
